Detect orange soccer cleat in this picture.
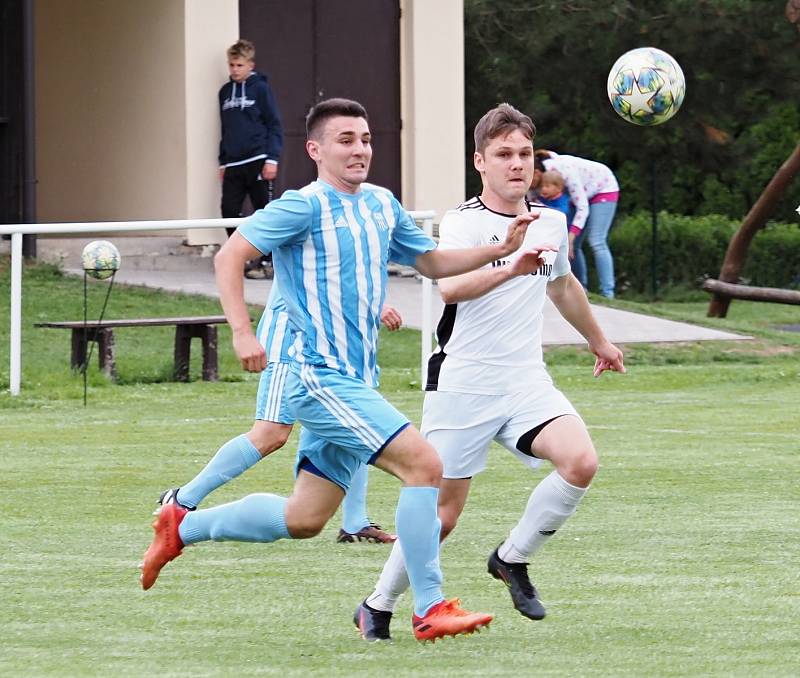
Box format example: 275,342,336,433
412,598,493,642
140,502,188,590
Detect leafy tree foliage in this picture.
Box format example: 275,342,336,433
464,0,800,221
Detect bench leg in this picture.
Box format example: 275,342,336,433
174,326,192,382
200,325,219,381
70,327,116,381
71,329,88,371
97,328,117,381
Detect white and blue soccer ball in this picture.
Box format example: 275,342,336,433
81,240,121,279
607,47,686,126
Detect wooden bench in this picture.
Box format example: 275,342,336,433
35,316,230,382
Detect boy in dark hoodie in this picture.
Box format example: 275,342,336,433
219,39,283,278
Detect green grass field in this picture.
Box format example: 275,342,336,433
1,259,799,676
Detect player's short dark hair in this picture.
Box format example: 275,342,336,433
306,98,368,140
474,103,536,154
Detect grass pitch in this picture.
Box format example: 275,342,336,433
1,259,799,676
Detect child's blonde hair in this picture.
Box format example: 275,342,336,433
227,39,255,62
541,170,564,190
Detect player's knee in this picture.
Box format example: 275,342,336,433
438,509,459,541
285,515,326,539
247,424,291,457
561,448,598,487
411,451,443,486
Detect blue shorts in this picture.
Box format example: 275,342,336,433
286,363,409,491
254,362,295,425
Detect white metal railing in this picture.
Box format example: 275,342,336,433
1,213,435,395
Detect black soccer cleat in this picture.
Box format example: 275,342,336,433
487,545,546,620
353,599,393,641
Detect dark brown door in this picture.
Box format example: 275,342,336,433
238,0,401,198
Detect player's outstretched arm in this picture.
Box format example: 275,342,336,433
414,212,539,280
438,245,556,303
215,232,268,372
546,273,625,378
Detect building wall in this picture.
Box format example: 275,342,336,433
35,0,236,228
184,0,238,244
34,1,463,235
400,0,465,219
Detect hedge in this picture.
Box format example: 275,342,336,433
608,212,800,294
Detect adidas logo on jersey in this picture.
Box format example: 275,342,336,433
489,234,500,243
334,217,349,229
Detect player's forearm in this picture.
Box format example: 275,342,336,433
415,245,508,280
549,275,606,345
214,251,253,335
439,266,516,303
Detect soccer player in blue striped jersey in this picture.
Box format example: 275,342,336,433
154,279,399,544
141,98,542,642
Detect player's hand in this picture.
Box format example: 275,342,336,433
218,167,225,182
510,244,557,277
568,232,577,261
380,305,403,331
498,212,540,256
232,329,267,372
262,163,278,180
590,340,625,378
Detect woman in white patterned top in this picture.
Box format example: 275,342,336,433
531,150,619,298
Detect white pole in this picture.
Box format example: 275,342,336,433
10,233,23,396
2,212,433,395
420,217,433,389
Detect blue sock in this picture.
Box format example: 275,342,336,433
177,434,262,508
178,493,290,544
341,463,370,533
395,486,444,617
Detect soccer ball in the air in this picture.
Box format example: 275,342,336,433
607,47,685,126
81,240,121,279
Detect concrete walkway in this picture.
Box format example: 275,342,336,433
73,266,748,345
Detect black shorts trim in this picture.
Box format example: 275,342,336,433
515,415,567,457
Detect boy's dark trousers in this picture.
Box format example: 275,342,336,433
221,159,274,270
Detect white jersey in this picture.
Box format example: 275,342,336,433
426,197,570,395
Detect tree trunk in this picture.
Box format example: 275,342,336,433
707,142,800,317
703,279,800,305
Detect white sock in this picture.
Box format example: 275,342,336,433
499,470,588,564
365,539,410,612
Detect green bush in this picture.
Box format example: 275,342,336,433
609,212,800,295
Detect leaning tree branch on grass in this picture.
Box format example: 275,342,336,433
706,142,800,318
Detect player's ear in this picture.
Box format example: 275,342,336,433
306,139,320,161
474,151,485,173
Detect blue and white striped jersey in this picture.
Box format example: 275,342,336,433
240,179,435,386
255,280,302,364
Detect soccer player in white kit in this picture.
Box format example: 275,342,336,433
354,103,625,640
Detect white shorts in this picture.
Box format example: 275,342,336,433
422,381,579,479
